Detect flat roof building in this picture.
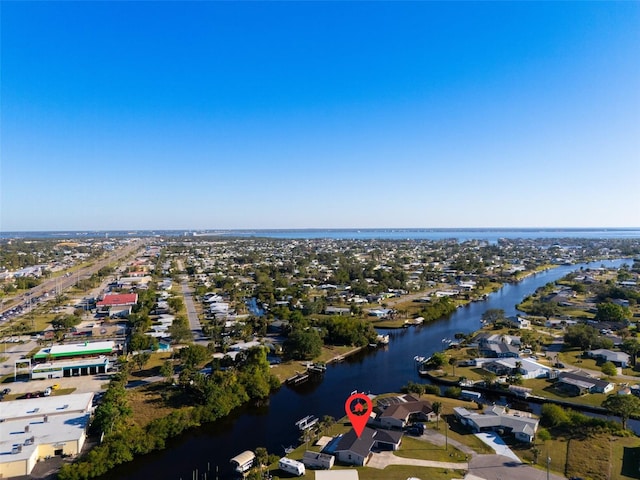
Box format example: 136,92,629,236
96,293,138,308
33,341,116,361
0,393,94,478
31,356,110,380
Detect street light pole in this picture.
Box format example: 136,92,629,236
546,455,551,480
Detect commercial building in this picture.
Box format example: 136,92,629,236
0,393,94,478
31,356,110,379
33,341,116,362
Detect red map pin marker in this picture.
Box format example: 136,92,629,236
345,392,373,438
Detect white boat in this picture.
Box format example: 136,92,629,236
295,415,319,431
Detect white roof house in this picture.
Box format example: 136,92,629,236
475,357,551,379
588,349,630,368
454,406,539,443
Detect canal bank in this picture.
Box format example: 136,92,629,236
101,258,630,480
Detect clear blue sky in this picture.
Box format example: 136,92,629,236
2,1,639,231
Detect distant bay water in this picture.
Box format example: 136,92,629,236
1,228,639,242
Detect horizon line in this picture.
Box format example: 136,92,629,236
2,227,640,234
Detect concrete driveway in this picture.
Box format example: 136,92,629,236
474,432,521,463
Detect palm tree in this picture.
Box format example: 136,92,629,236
432,401,442,430
449,357,457,376
321,415,335,436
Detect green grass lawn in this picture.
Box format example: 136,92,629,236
264,418,469,480
516,433,640,480
270,345,360,383
394,435,467,462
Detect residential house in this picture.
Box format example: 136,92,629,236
372,397,435,429
588,349,630,368
453,406,539,443
333,427,402,466
505,316,530,329
557,372,614,395
475,357,550,380
325,306,352,316
475,333,521,358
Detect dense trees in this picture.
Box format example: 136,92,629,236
595,302,631,323
621,338,640,367
541,403,570,427
602,394,640,430
419,297,457,322
179,344,210,368
59,347,279,480
529,300,560,320
601,361,617,377
564,324,613,350
481,309,505,325
318,316,378,347
51,314,81,331
283,328,322,360
168,316,192,343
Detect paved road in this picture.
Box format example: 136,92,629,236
1,240,146,317
407,428,568,480
467,454,567,480
180,280,204,341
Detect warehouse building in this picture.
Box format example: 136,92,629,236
0,393,94,478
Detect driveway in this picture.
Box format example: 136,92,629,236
367,450,465,470
474,433,521,463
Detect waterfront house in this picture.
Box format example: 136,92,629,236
334,427,402,466
475,357,550,379
373,397,434,429
475,333,521,358
505,316,531,329
453,406,539,443
557,371,614,395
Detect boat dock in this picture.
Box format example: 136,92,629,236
295,415,319,431
286,363,326,385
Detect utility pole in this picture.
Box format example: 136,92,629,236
445,420,448,450
546,455,551,480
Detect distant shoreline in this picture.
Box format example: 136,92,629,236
3,227,639,241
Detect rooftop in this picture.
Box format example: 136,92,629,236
33,341,116,360
0,393,94,464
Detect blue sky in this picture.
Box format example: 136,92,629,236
1,1,639,231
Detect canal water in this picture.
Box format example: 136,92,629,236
105,259,629,480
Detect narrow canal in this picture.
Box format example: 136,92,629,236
105,259,629,480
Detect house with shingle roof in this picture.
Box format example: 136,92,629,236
333,427,402,466
557,371,614,395
587,349,630,368
371,395,436,429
